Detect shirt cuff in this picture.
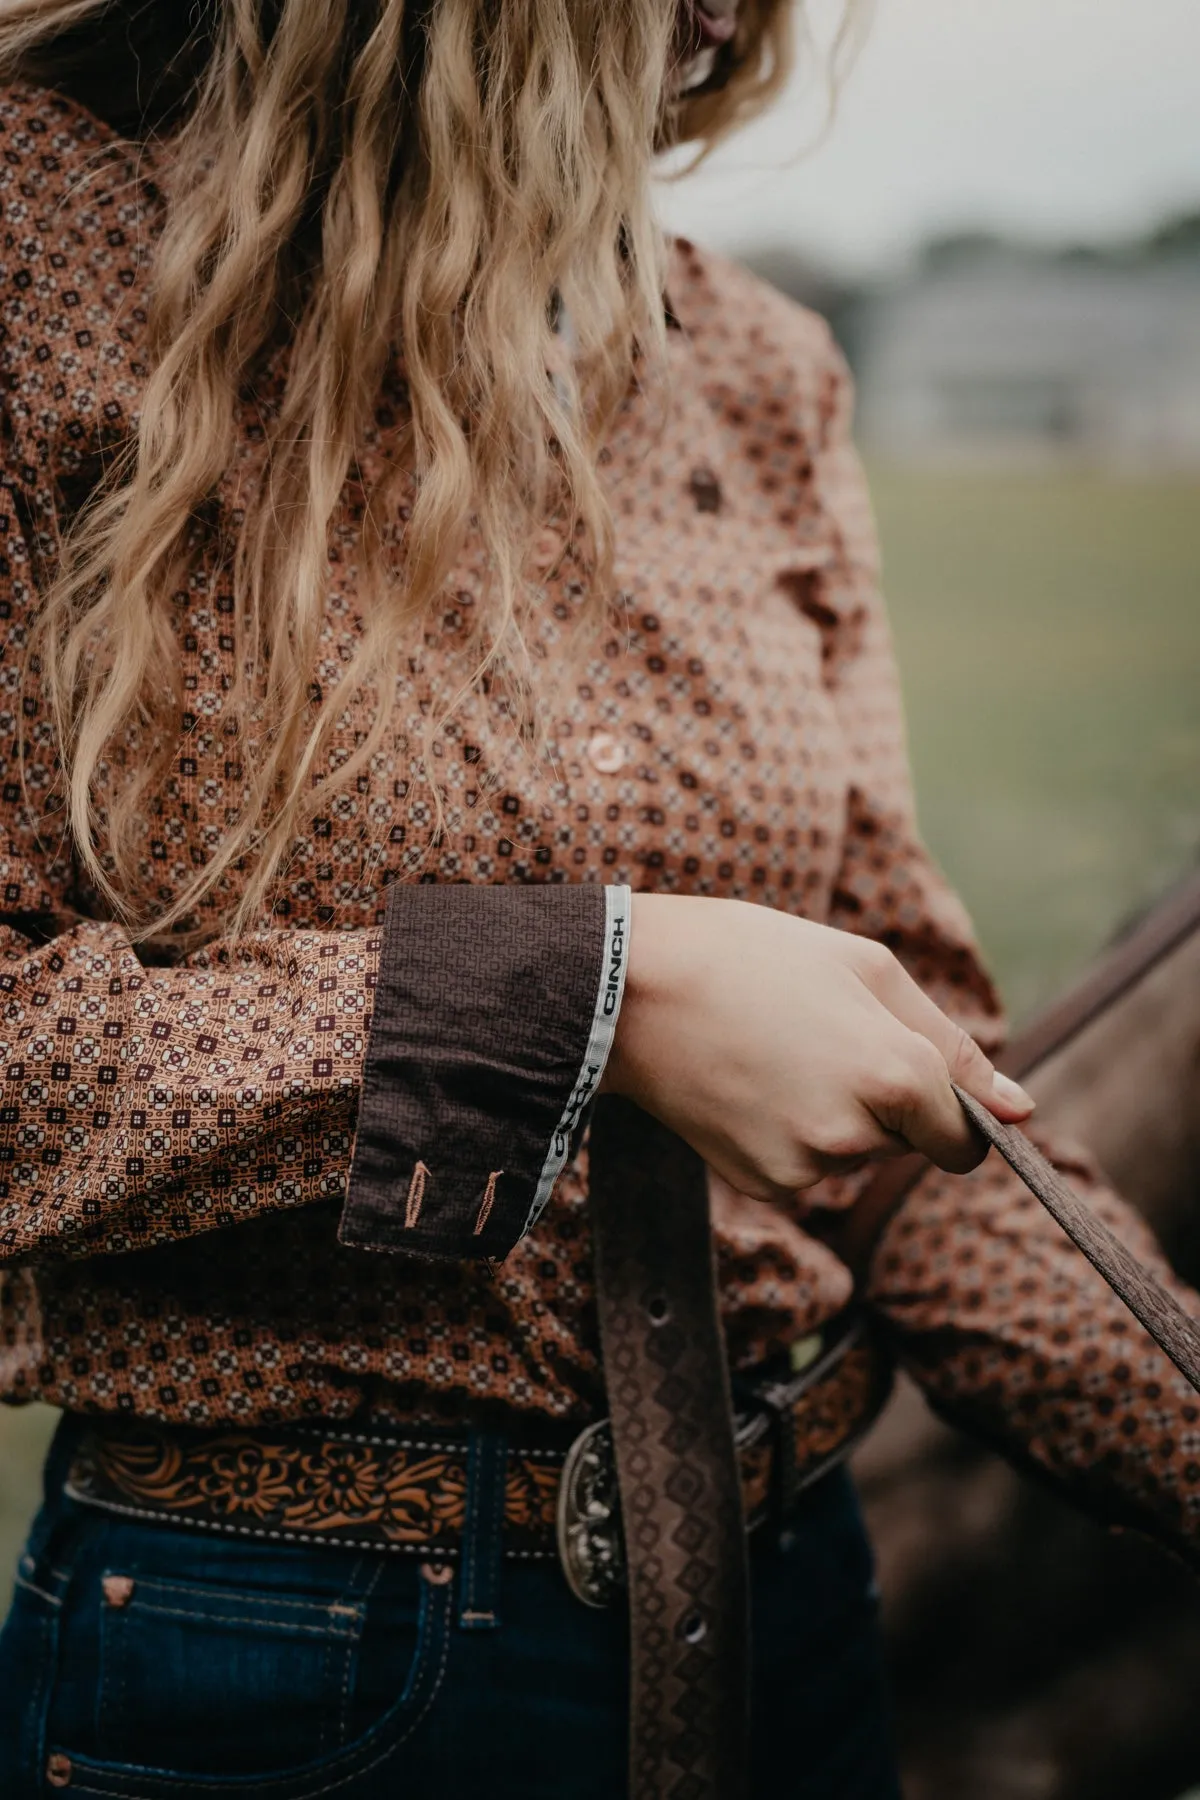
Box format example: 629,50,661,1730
339,882,631,1262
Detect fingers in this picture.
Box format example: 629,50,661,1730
697,1092,910,1204
858,1028,987,1172
851,940,1034,1122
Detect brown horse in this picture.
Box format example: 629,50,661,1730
855,867,1200,1800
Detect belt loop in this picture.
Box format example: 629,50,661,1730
458,1428,508,1631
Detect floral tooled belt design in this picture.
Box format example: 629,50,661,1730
64,1311,891,1594
67,1423,564,1558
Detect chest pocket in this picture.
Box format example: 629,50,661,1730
98,1570,366,1775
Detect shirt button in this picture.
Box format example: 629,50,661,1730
587,732,626,774
531,527,566,571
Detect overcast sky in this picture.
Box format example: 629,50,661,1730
657,0,1200,275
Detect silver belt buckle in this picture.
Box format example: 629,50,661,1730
556,1417,626,1608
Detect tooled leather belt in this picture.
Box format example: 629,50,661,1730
65,1305,888,1573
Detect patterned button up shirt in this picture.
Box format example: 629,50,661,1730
1,84,1198,1563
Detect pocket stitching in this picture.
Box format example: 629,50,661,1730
264,1572,455,1800
96,1579,364,1771
6,1564,66,1792
110,1575,365,1620
336,1562,381,1749
66,1567,455,1798
13,1572,63,1609
116,1602,361,1639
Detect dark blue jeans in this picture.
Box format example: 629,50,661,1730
0,1422,901,1799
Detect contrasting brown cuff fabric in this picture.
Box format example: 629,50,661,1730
340,882,629,1262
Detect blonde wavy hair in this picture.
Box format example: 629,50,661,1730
2,0,798,943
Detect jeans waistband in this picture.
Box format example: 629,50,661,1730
59,1312,891,1597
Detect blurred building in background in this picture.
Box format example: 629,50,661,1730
747,212,1200,471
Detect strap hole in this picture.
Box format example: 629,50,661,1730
679,1610,707,1644
645,1294,671,1325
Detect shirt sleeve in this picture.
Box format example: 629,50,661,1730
0,486,628,1270
804,334,1200,1565
338,880,630,1260
0,883,625,1270
867,1130,1200,1568
802,327,1005,1051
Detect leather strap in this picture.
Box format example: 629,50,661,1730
1001,864,1200,1082
584,871,1200,1795
589,1096,750,1800
953,1084,1200,1395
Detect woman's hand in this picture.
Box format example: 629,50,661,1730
600,894,1034,1202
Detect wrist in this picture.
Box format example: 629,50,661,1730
598,892,698,1099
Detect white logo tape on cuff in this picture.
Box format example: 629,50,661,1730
522,884,632,1238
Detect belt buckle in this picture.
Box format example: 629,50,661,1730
556,1417,626,1608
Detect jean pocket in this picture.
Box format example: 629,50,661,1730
54,1559,455,1797
96,1568,367,1773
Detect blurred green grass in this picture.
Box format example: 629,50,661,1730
1,465,1198,1617
1,1402,57,1599
874,465,1200,1022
